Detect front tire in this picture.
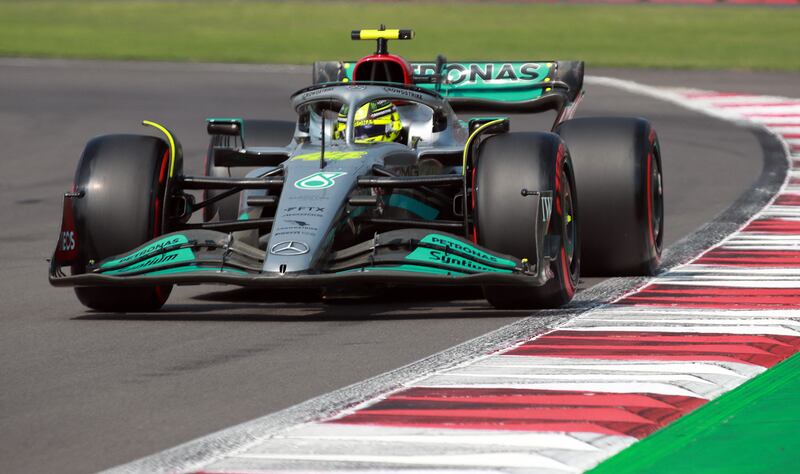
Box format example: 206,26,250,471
474,132,579,309
72,134,174,312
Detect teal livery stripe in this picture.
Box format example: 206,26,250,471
341,61,553,102
141,265,248,277
418,234,517,269
100,234,195,275
405,247,513,274
341,264,465,276
387,194,439,221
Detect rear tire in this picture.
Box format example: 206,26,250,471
474,132,580,309
72,134,174,312
556,117,663,276
204,119,295,221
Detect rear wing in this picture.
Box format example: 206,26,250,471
312,60,584,114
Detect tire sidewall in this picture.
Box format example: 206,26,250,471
474,132,579,308
71,134,173,311
556,117,663,276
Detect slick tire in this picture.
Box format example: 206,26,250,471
204,119,295,221
555,117,663,276
475,132,580,309
72,134,173,312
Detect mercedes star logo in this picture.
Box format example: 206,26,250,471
270,241,310,256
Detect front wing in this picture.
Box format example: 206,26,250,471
49,229,550,288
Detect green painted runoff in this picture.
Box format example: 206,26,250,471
589,351,800,474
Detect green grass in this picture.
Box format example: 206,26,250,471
0,1,798,70
589,351,800,474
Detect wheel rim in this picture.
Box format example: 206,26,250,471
650,156,664,252
561,172,579,280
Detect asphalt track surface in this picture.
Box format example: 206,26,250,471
0,59,793,473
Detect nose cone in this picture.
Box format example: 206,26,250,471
262,161,364,274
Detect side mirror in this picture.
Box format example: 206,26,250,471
207,120,241,137
432,109,448,133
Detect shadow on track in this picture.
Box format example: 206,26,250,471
71,286,534,322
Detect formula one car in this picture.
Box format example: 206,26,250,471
49,28,663,311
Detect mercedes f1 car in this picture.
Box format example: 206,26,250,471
49,28,663,311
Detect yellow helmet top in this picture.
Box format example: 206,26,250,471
334,100,402,144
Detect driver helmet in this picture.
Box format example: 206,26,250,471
334,100,403,144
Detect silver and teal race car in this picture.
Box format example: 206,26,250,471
49,28,663,311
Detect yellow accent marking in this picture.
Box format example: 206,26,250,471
545,87,552,92
344,62,350,68
521,258,528,264
567,215,573,223
142,120,176,178
355,116,393,127
356,29,412,41
342,77,350,83
291,151,367,161
355,104,369,120
544,77,551,82
462,119,505,175
546,62,552,68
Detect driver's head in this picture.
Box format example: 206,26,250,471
334,100,402,144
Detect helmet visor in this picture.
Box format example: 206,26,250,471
353,122,390,142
